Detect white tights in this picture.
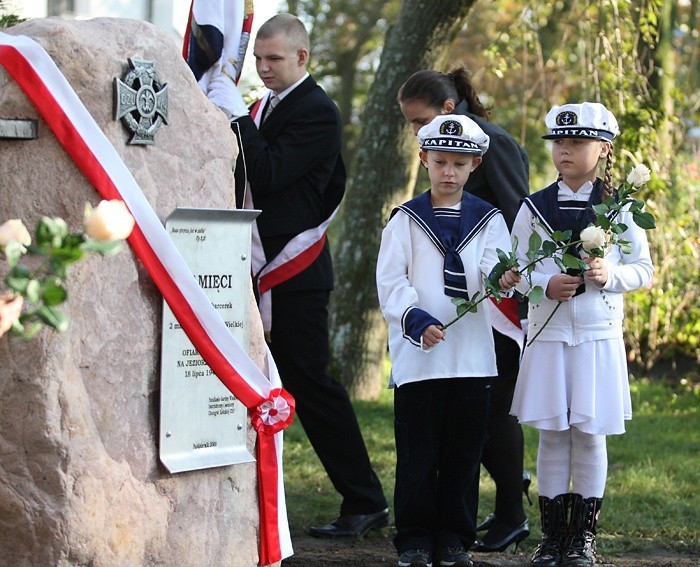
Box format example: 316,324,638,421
537,428,608,499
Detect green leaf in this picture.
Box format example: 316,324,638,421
542,240,557,255
528,286,545,304
9,319,24,336
50,246,84,264
25,279,41,303
633,211,656,229
5,276,29,294
484,276,501,296
551,230,572,242
562,254,587,270
597,216,611,230
80,239,123,256
41,279,68,307
528,232,542,252
35,216,68,248
36,305,69,332
9,264,31,279
21,322,43,340
611,222,628,234
592,203,609,215
451,297,468,307
4,240,26,268
456,303,471,317
619,241,633,254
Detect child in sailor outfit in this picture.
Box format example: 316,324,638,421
377,114,520,567
509,103,654,567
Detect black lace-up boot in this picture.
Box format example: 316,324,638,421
560,494,603,566
530,494,569,567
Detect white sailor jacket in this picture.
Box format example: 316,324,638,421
376,190,512,387
511,188,654,346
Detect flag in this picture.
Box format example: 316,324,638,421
183,0,254,91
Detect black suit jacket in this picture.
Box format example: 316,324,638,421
233,76,345,293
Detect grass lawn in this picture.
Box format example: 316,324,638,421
282,375,699,556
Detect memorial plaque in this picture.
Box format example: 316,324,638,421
159,208,260,473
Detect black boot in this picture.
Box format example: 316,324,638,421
560,494,603,567
530,494,569,567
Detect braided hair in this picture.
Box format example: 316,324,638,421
601,144,615,200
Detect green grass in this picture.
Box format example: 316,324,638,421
282,377,699,557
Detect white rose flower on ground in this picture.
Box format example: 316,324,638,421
84,200,135,242
627,164,651,188
580,225,609,253
0,219,31,247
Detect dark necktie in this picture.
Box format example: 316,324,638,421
262,95,279,123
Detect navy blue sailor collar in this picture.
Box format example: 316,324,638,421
391,190,499,299
391,189,499,254
523,178,610,241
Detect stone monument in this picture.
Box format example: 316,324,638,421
0,17,273,566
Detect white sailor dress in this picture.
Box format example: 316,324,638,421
509,179,654,434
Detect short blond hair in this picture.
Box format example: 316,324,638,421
258,13,310,52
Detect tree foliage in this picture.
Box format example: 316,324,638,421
319,0,698,395
282,0,400,159
0,1,25,29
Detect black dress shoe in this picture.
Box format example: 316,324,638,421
471,518,530,552
476,513,496,532
308,508,390,538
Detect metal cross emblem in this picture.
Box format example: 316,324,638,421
114,58,168,145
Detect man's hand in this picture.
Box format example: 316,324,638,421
206,74,248,120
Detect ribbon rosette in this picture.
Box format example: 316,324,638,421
253,388,295,435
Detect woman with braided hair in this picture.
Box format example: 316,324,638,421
509,102,654,567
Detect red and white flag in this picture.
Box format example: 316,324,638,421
183,0,254,91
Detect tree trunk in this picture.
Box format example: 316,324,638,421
329,0,475,399
649,0,676,178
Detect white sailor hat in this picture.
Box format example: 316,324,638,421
543,102,619,141
417,114,490,155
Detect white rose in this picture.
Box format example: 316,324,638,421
580,225,608,252
84,200,135,242
626,164,651,188
0,219,31,247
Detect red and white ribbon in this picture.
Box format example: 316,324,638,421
246,99,340,332
0,32,292,565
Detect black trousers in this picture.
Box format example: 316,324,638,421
270,289,387,515
481,330,526,524
393,377,491,554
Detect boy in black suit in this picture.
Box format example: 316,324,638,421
207,13,388,538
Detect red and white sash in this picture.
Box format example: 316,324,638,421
246,96,340,332
0,32,292,565
487,296,525,352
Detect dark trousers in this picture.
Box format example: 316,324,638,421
393,377,491,554
481,330,526,523
270,289,387,515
